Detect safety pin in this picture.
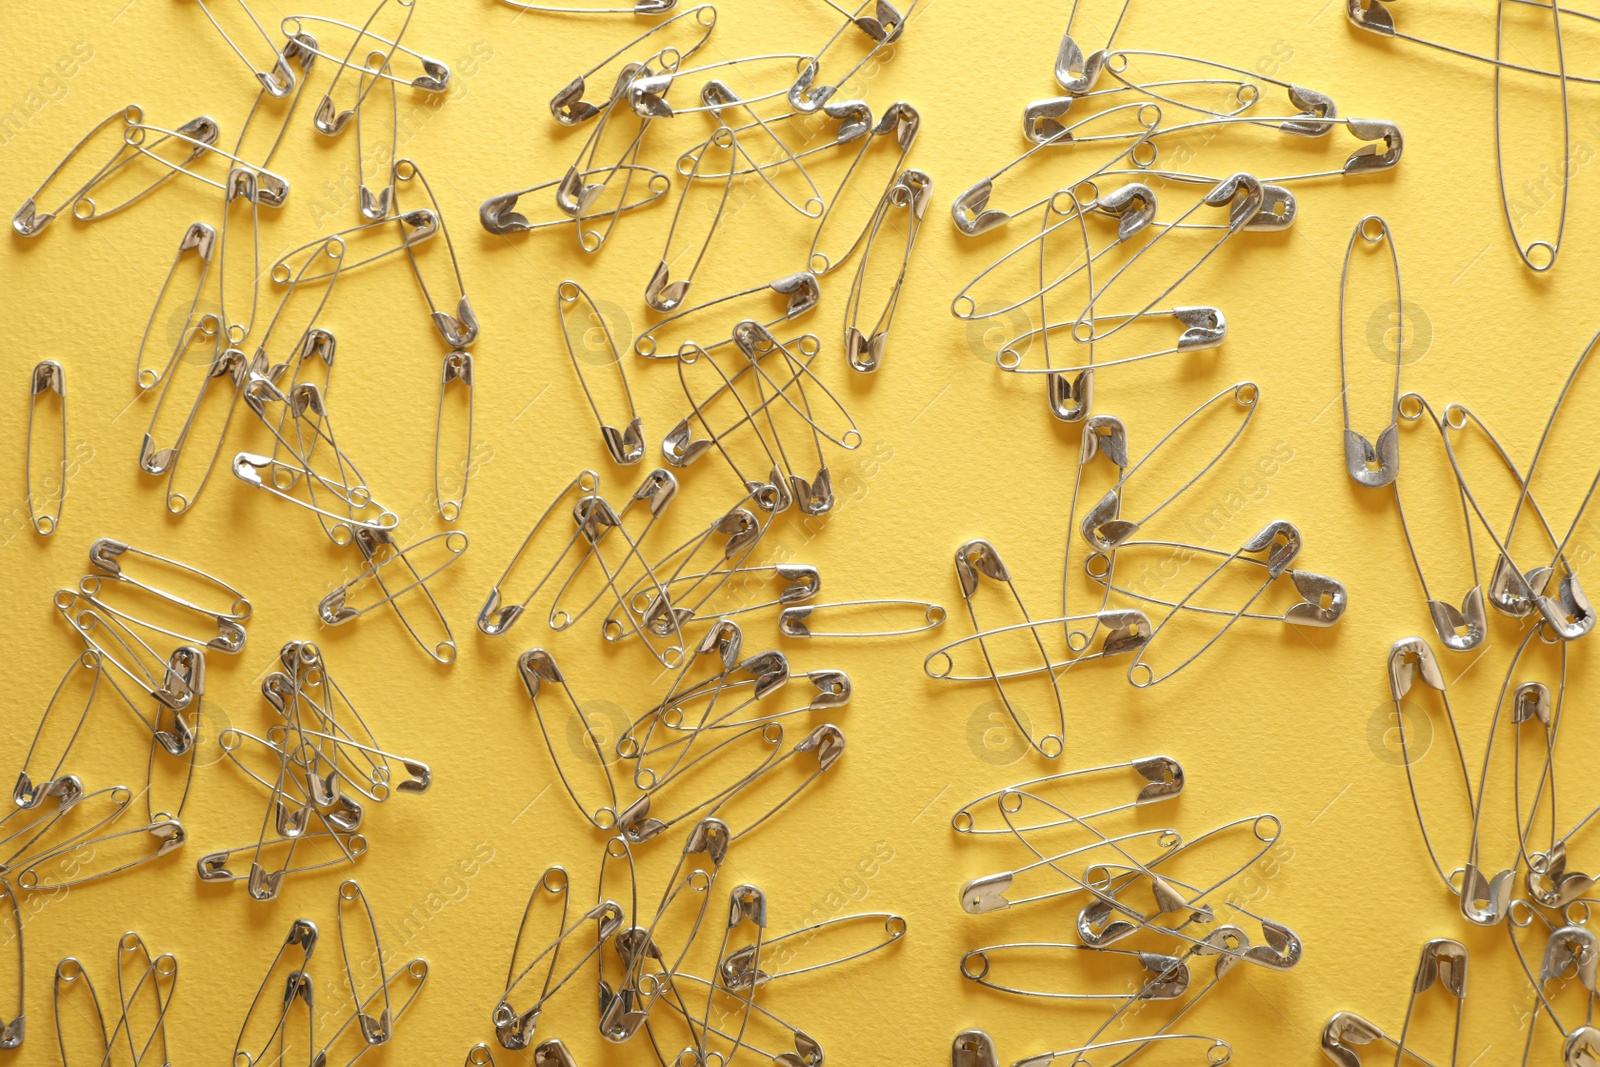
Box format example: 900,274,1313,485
336,881,392,1044
1393,940,1469,1067
1393,394,1485,650
13,654,100,811
1078,49,1336,130
394,159,478,346
13,817,183,891
683,884,764,1064
629,54,814,118
635,273,820,358
497,871,622,1049
1098,113,1403,183
1499,1,1570,270
622,622,757,778
960,942,1189,1001
733,321,861,448
90,538,252,621
121,123,288,207
282,12,447,94
720,910,903,990
1000,306,1225,375
806,100,919,274
660,972,815,1065
843,169,930,372
778,600,943,638
235,919,317,1066
680,97,873,185
554,5,717,124
478,472,601,635
644,127,735,312
1083,543,1347,628
1014,1034,1233,1067
214,177,261,356
1080,382,1259,551
136,223,217,392
428,351,475,519
788,1,914,113
498,0,677,11
559,282,641,465
623,653,795,750
2,784,130,869
232,453,399,543
951,539,1067,757
952,757,1183,836
76,574,245,654
558,488,688,668
950,103,1160,236
698,81,825,217
1059,417,1127,645
518,651,621,830
271,211,436,286
1338,215,1402,488
66,116,223,226
23,361,66,537
309,0,419,136
198,830,368,884
315,958,426,1067
479,166,671,238
555,73,653,219
635,562,819,628
242,376,373,527
959,829,1184,915
355,60,399,219
1126,521,1301,688
52,595,199,715
713,724,844,842
14,105,140,236
320,530,468,627
0,877,19,1049
616,724,784,843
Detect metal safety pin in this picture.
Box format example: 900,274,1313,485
263,723,429,801
1100,113,1402,182
629,53,814,118
560,282,641,465
715,724,844,842
1012,1034,1232,1067
951,103,1161,236
121,123,288,207
496,874,622,1050
616,723,785,843
90,538,251,620
1084,543,1347,628
51,959,109,1064
14,105,139,236
479,166,671,239
961,942,1189,1001
1,885,21,1049
959,828,1184,915
519,651,621,830
546,472,676,630
316,957,427,1065
844,169,930,372
253,236,347,377
1052,0,1131,94
778,599,944,639
952,539,1067,758
623,653,798,750
190,0,296,95
320,530,468,627
2,784,133,870
621,622,759,777
233,452,400,543
555,85,655,236
552,5,716,125
25,362,65,537
435,351,474,518
1126,521,1302,688
64,116,226,230
12,816,184,891
273,212,436,286
1000,306,1225,376
1348,0,1598,83
198,830,367,884
232,33,318,170
644,127,735,312
1339,215,1402,488
788,1,914,113
137,222,217,392
337,881,391,1044
687,885,764,1064
635,273,820,358
1395,394,1485,651
638,563,820,628
666,341,805,510
1081,383,1259,551
234,919,317,1065
356,58,399,219
1060,417,1127,640
720,910,904,989
310,0,420,136
478,472,601,636
13,654,99,811
1095,49,1337,131
282,12,448,95
393,158,479,346
808,101,919,274
952,757,1183,836
697,82,825,217
241,376,371,526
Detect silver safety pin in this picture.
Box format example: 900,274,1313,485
1394,394,1485,651
952,756,1183,836
478,472,602,636
25,361,66,537
320,531,468,629
843,169,931,372
778,600,943,638
961,941,1190,1000
121,123,288,207
309,0,422,136
435,351,474,519
394,158,479,347
345,528,465,663
14,105,140,237
518,652,621,830
629,53,814,118
89,538,251,620
1084,542,1347,628
136,222,217,392
697,81,825,218
1339,215,1402,488
479,166,671,239
645,127,735,312
788,1,914,113
76,574,245,654
234,919,317,1064
960,828,1185,916
560,282,642,465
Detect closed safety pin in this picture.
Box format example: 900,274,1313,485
629,53,813,118
337,881,392,1044
519,652,621,829
76,573,245,654
234,919,317,1066
1084,542,1347,628
356,63,399,219
697,81,825,217
960,941,1190,1000
348,528,465,663
952,756,1183,836
273,211,437,285
478,472,601,636
137,222,217,392
89,538,251,621
435,351,474,518
778,600,944,639
720,910,905,989
551,5,716,125
1339,215,1402,488
1394,394,1485,651
282,12,448,95
788,1,914,113
320,530,468,628
395,158,479,347
560,282,642,465
645,128,735,312
1081,383,1259,551
25,361,66,537
843,169,931,372
14,105,138,237
635,272,821,359
959,828,1185,916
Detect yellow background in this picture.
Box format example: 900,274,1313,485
2,0,1597,1062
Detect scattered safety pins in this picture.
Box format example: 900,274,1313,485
50,934,177,1065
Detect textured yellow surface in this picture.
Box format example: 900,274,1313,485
4,0,1600,1063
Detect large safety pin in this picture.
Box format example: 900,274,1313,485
395,158,479,347
560,282,642,465
478,472,601,636
843,168,930,372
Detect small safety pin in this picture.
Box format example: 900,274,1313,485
1126,521,1302,688
121,123,289,207
629,54,815,118
616,724,783,843
951,756,1183,836
808,100,920,274
309,0,420,136
559,282,641,465
432,351,474,519
282,12,448,94
480,166,671,239
518,651,621,830
90,538,250,620
1081,383,1259,551
395,159,479,346
24,361,66,537
554,6,717,124
234,919,317,1065
844,169,930,372
777,600,943,639
1094,48,1337,131
697,81,825,217
1338,215,1402,488
478,471,602,636
198,830,368,885
685,884,764,1064
336,881,392,1044
231,33,318,170
635,273,820,358
13,654,99,813
498,886,623,1050
645,128,735,312
1394,394,1485,651
137,222,217,392
1083,543,1347,628
72,115,228,229
272,211,438,287
14,105,139,237
960,942,1190,1001
788,1,914,113
999,306,1225,376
